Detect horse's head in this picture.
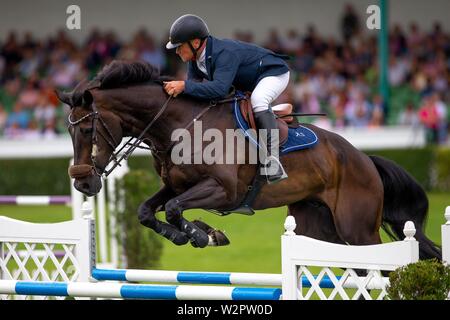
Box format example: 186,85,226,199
56,82,123,196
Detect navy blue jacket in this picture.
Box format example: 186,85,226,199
184,36,290,100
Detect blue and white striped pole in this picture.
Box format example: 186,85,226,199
0,280,282,300
92,268,281,286
91,268,388,290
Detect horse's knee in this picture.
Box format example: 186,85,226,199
165,199,183,225
138,202,158,228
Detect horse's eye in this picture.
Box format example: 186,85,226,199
80,127,93,135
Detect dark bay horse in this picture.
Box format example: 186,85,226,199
56,61,441,260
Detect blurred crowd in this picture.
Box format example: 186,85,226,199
0,4,449,144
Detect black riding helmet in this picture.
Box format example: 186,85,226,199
166,14,209,56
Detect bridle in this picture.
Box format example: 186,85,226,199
68,101,119,177
68,95,172,178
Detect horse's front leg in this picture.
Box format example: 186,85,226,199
138,185,189,246
165,178,232,248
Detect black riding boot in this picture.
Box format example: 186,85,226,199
254,109,288,184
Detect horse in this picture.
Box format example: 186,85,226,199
56,60,441,261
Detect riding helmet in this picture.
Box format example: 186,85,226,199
166,14,209,49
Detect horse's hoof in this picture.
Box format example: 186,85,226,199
208,230,230,247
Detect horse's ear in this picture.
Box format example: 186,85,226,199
55,90,73,108
82,90,94,107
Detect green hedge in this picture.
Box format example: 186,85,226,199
434,148,450,191
363,147,435,189
387,259,450,300
112,170,163,269
0,147,449,195
0,156,155,195
0,158,72,195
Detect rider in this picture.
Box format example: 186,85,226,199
164,14,290,183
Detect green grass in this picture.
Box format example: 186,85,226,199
1,192,448,275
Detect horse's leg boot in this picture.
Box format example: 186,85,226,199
157,222,190,246
180,219,210,248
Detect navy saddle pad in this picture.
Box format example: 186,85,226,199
232,97,318,155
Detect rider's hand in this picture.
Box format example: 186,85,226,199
163,81,185,97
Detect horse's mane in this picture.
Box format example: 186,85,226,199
94,60,164,89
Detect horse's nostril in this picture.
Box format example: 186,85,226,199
81,183,90,190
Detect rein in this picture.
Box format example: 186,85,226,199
152,95,249,161
102,95,173,176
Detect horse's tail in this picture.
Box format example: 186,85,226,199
369,155,442,261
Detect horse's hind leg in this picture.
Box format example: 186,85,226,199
164,178,232,248
288,200,344,244
329,186,386,298
289,197,382,299
331,188,383,246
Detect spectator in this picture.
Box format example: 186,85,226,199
340,4,360,42
34,94,56,131
429,92,448,143
329,89,347,128
6,102,31,131
22,119,41,140
42,119,58,139
388,55,410,87
1,32,22,80
369,94,385,127
299,92,321,114
345,92,371,127
407,23,424,49
281,29,301,55
17,77,40,109
263,28,283,54
138,34,165,70
418,94,440,143
0,104,7,134
399,103,420,127
0,77,21,113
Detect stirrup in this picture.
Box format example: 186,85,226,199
263,156,288,184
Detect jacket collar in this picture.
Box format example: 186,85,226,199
205,36,213,79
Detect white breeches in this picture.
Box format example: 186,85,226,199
251,71,290,113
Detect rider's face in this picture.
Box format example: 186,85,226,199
175,39,201,62
176,42,194,62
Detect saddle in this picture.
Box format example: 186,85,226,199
239,96,293,145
